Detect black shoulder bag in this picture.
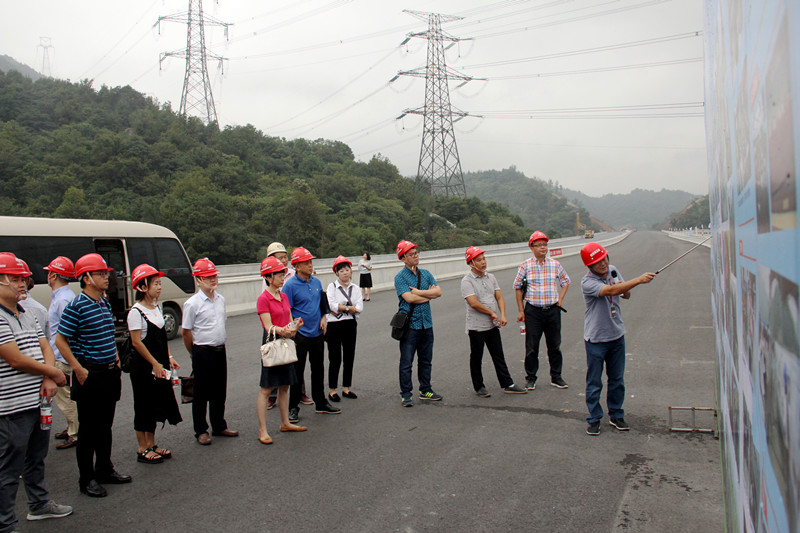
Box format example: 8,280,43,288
390,269,422,341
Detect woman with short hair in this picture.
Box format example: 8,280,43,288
326,256,363,402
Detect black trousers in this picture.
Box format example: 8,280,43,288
71,365,121,486
290,333,325,409
524,304,563,382
325,319,357,389
191,345,228,437
468,328,514,390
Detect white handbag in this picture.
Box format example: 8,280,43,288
260,326,298,367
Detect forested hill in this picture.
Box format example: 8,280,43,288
0,69,530,264
562,186,699,230
463,167,598,235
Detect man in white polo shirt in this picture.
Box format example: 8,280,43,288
181,258,238,446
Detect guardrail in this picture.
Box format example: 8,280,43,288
663,230,713,247
218,231,632,316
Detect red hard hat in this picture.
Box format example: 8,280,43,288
0,252,33,277
396,240,417,260
260,256,287,276
290,247,315,265
528,231,549,245
332,255,352,272
192,258,220,277
75,253,113,278
465,246,485,264
43,256,75,278
131,264,164,288
581,242,608,267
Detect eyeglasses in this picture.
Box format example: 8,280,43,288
405,251,419,257
532,243,548,248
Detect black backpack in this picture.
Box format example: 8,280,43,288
119,307,146,373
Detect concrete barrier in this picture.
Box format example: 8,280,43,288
218,231,632,316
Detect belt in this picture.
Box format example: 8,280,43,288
81,361,118,371
195,344,225,352
526,303,556,310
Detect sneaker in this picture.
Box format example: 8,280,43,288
27,501,74,521
586,421,601,436
475,386,491,397
419,390,443,401
315,403,341,414
401,395,413,407
551,377,568,389
267,397,276,410
525,379,536,390
288,407,300,423
503,384,527,394
609,418,630,431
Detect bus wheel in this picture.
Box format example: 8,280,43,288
163,305,180,340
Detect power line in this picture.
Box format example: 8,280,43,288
460,32,702,70
487,57,702,79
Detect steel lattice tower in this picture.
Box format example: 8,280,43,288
37,37,54,78
156,0,230,124
396,10,478,199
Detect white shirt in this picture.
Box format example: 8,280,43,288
181,290,227,346
326,280,363,323
127,302,165,341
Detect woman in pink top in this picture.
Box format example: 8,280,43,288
255,257,306,444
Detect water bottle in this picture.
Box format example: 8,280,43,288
171,368,180,386
519,323,526,336
492,317,501,328
287,319,298,329
40,396,52,430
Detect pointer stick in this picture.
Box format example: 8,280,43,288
655,236,712,274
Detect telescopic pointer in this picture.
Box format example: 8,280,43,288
655,236,712,274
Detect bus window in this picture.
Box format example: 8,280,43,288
0,236,94,285
95,239,129,326
127,237,193,294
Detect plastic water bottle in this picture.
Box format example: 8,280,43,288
492,317,501,328
171,368,180,386
40,396,52,430
519,323,526,336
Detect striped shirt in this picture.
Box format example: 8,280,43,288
57,292,117,364
513,256,570,307
0,303,45,416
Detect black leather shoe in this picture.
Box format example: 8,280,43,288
97,470,132,484
328,392,341,402
80,479,107,498
315,402,341,414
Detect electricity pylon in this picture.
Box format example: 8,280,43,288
156,0,230,124
394,10,480,199
37,37,54,78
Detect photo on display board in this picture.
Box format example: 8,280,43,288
766,18,797,232
757,264,800,528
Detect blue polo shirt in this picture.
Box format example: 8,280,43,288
394,266,437,330
57,292,117,364
282,274,324,338
581,265,626,343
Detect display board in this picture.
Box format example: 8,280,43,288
705,1,800,531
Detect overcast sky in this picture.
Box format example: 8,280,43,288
0,0,707,197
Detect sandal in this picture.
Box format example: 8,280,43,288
152,444,172,459
137,447,164,464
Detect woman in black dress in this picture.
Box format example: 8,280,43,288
127,264,182,463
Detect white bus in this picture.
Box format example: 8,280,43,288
0,216,194,340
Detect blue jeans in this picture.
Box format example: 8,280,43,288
399,328,434,397
585,336,626,423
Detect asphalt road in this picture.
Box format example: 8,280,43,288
21,231,722,532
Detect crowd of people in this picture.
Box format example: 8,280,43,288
0,233,656,532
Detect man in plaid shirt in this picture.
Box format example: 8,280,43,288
513,231,570,390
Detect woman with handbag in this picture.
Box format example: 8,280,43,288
256,257,307,444
325,256,363,402
127,264,182,464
